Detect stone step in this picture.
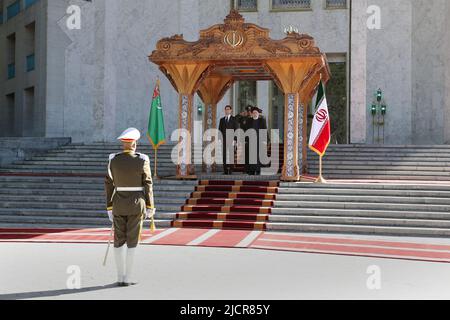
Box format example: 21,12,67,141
307,165,450,172
0,168,175,175
265,222,450,237
28,156,176,162
277,187,450,197
305,174,450,181
280,182,450,191
0,215,171,228
268,215,450,228
0,194,188,204
56,146,176,151
269,207,450,220
0,207,176,219
0,183,195,192
2,164,176,170
307,170,450,176
308,152,450,157
12,160,177,165
0,176,197,185
273,201,450,213
0,187,191,201
274,194,450,205
0,202,182,211
307,160,450,166
0,221,170,229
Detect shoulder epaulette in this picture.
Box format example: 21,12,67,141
137,153,150,162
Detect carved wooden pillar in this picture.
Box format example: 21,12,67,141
178,93,194,176
284,93,301,180
198,76,233,174
161,63,211,179
203,103,217,173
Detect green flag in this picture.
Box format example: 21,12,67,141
147,80,166,149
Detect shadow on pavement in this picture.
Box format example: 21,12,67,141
0,283,121,300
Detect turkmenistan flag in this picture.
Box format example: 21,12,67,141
147,80,166,149
308,80,331,156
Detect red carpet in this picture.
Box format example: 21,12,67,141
2,227,450,263
173,180,279,230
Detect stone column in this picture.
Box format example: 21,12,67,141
350,0,368,143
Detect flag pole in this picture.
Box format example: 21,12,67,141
154,147,159,180
315,154,327,184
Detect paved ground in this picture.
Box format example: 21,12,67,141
3,228,450,263
1,241,450,300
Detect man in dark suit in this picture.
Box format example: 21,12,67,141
236,105,253,174
219,105,238,175
247,107,267,175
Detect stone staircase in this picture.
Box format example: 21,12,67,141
0,143,179,177
269,182,450,237
0,175,196,229
307,145,450,181
2,142,450,237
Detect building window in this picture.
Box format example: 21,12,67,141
7,33,16,79
235,0,257,12
25,0,38,9
7,0,20,20
7,63,15,79
0,11,3,25
2,93,16,137
25,22,36,72
271,0,311,11
26,54,35,72
325,0,347,9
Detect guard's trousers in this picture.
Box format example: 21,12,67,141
113,214,143,248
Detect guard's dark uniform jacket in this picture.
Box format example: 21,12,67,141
105,150,154,248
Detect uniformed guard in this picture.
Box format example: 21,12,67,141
105,127,155,287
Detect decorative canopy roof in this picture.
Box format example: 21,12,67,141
149,10,330,93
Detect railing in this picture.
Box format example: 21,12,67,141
26,54,35,72
7,1,20,21
8,63,16,80
236,0,257,11
326,0,347,9
271,0,311,10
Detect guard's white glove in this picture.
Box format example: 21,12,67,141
146,208,156,219
107,210,113,222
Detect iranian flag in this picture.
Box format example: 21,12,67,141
308,81,330,156
147,80,166,149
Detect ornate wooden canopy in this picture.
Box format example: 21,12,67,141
149,10,331,181
149,10,330,90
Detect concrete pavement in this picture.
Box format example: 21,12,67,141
1,242,450,300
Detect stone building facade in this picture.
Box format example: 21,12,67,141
0,0,449,145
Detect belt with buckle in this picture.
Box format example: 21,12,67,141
115,187,144,192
